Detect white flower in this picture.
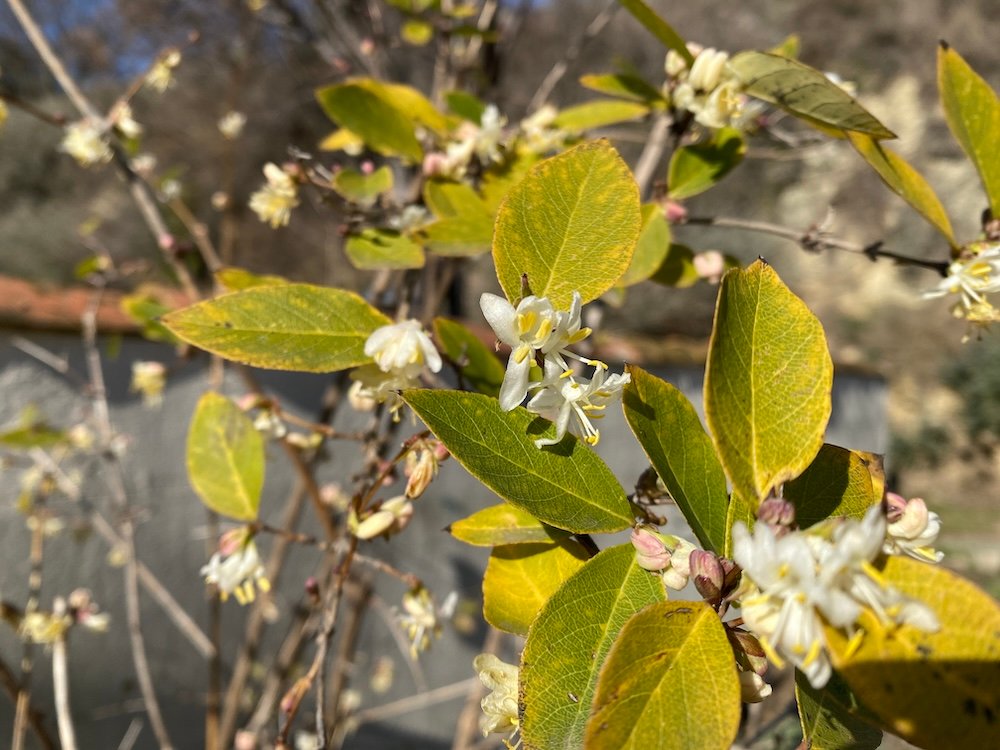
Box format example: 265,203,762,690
922,243,1000,318
661,536,696,590
397,588,456,657
113,103,143,139
160,178,182,201
201,539,270,605
668,46,746,130
60,120,112,167
364,319,442,374
687,48,729,92
130,360,166,408
474,653,520,737
249,162,299,228
218,110,247,140
480,291,591,411
475,104,506,164
145,49,181,92
526,359,629,447
882,493,943,563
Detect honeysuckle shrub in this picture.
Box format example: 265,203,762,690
4,0,1000,748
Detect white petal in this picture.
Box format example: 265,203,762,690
480,293,519,345
498,356,530,411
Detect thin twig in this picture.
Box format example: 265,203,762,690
13,500,46,750
0,654,55,750
117,719,144,750
0,90,67,126
354,677,481,725
52,634,78,750
632,112,672,199
325,578,373,747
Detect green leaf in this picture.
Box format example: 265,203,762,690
552,99,649,131
421,215,493,256
667,127,747,200
480,148,539,212
0,423,65,449
423,179,486,217
315,83,422,161
579,73,665,103
483,540,589,635
403,390,631,533
345,228,425,270
120,292,179,344
796,670,883,750
585,601,741,749
826,556,1000,750
444,90,486,123
723,491,755,558
938,43,1000,217
162,284,391,373
401,18,433,46
215,267,289,291
186,392,264,521
520,544,667,748
847,132,957,246
705,260,832,506
493,140,641,308
783,444,883,528
728,52,896,140
623,366,729,552
618,0,693,65
359,79,450,135
650,242,699,288
432,317,505,397
447,503,565,546
331,165,394,207
618,204,671,287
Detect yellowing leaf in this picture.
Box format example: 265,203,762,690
784,444,883,528
847,132,957,246
403,390,631,534
667,127,747,200
826,556,1000,749
315,83,422,161
579,73,665,103
483,540,589,635
618,204,671,287
186,392,264,521
401,18,433,46
493,140,641,308
444,90,486,123
729,52,896,140
552,99,649,131
796,670,882,750
215,267,289,291
938,43,1000,217
705,261,832,506
319,128,365,153
520,544,667,748
585,602,741,750
432,317,505,397
623,365,730,552
345,228,425,270
448,503,565,546
421,214,493,256
480,148,539,212
162,284,391,373
423,179,487,218
357,79,450,136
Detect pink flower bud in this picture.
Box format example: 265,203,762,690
631,527,671,571
690,549,725,604
884,491,908,523
663,200,688,224
758,497,796,530
361,160,375,175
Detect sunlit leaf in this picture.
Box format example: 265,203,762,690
215,267,289,291
618,204,671,287
120,291,180,344
315,83,422,161
444,90,487,123
579,73,665,103
186,392,264,521
667,127,747,200
650,242,699,288
345,228,425,270
493,140,641,307
552,99,649,131
447,503,565,546
784,444,883,528
421,215,493,256
618,0,693,65
331,165,394,207
401,18,434,46
318,128,365,154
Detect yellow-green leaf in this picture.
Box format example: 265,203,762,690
432,317,505,397
186,392,264,521
0,423,65,449
401,18,433,46
319,128,365,154
345,228,425,270
480,148,539,212
729,52,896,140
215,267,289,291
826,556,1000,749
520,544,667,748
423,179,486,218
847,132,957,246
421,215,493,256
493,140,641,307
618,0,693,65
315,83,422,161
938,43,1000,217
356,79,450,136
403,390,631,533
331,165,394,207
448,503,565,546
483,540,589,635
444,90,486,123
585,601,741,750
650,242,700,288
618,204,671,287
552,99,649,131
579,73,665,103
121,292,179,344
623,365,729,552
667,127,747,200
724,490,755,558
705,260,832,506
162,284,391,373
796,670,882,750
784,444,883,528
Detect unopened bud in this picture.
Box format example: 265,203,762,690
280,677,310,716
690,549,725,605
663,200,688,224
405,448,438,499
631,527,671,571
884,491,908,523
304,576,320,601
757,497,796,530
739,669,772,703
663,537,696,590
350,496,413,540
727,629,768,676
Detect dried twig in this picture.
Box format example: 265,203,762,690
52,633,78,750
0,654,55,750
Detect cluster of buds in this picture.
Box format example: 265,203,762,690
145,48,181,92
481,291,629,447
423,105,507,179
249,162,300,228
201,528,270,605
883,492,943,563
16,589,109,644
403,436,449,499
350,319,442,418
519,105,571,155
630,526,698,590
664,45,747,130
60,119,113,167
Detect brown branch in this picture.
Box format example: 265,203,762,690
0,655,55,750
0,90,67,126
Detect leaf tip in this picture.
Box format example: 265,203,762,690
938,39,950,51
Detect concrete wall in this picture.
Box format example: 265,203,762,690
0,332,886,748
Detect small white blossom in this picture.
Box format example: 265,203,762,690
201,538,270,605
160,178,183,201
112,103,143,139
130,360,166,408
145,49,181,92
365,319,442,374
526,359,629,447
60,120,112,167
922,243,1000,322
397,588,456,657
249,162,299,228
667,46,747,130
475,104,507,164
218,110,247,140
883,493,943,563
474,653,520,738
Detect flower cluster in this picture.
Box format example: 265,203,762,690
883,492,943,563
218,110,247,140
732,506,939,689
922,242,1000,330
249,162,299,228
349,319,442,417
630,526,698,590
130,360,167,408
145,49,181,92
396,587,457,657
474,653,520,740
664,46,746,130
201,530,271,605
481,291,629,447
60,119,113,167
424,104,508,179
